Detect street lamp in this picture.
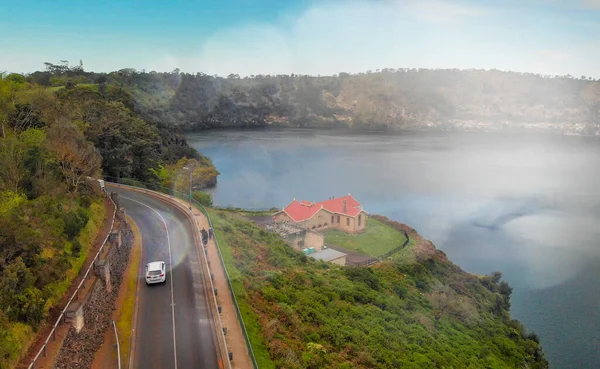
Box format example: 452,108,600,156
182,166,192,210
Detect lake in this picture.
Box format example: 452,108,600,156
187,128,600,369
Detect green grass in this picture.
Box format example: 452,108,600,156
0,323,33,369
390,234,418,264
207,208,276,369
213,207,278,217
324,217,407,257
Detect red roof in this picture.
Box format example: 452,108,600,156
280,195,363,222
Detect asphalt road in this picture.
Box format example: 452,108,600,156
113,188,219,369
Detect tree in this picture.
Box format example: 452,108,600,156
170,156,219,191
46,122,102,192
0,132,27,192
0,78,18,138
0,257,44,327
580,82,600,123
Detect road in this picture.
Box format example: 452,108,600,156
113,187,220,369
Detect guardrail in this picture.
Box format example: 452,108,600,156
27,188,117,369
112,320,121,369
104,177,259,369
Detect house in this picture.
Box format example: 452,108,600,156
272,194,366,234
307,247,347,266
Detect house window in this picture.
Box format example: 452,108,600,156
337,215,340,223
358,215,362,226
331,215,334,223
346,218,350,226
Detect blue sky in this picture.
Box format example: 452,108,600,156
1,0,599,77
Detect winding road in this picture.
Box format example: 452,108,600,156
113,187,220,369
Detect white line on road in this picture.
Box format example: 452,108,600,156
121,195,178,369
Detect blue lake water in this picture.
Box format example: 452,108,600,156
188,128,600,369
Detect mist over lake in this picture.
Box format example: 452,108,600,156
188,128,600,369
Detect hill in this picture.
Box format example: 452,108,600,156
0,72,217,367
208,209,548,369
22,61,600,136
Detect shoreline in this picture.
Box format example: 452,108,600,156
184,123,600,138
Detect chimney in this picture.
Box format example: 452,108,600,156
343,200,347,213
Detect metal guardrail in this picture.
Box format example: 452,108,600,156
112,320,121,369
27,190,117,369
103,177,259,368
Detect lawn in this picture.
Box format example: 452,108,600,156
324,217,407,257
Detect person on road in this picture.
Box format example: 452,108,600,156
201,228,208,245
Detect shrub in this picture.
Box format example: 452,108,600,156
63,209,89,240
76,181,97,197
192,190,213,207
121,178,148,188
72,238,82,257
79,195,93,208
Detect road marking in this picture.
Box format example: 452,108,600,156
121,195,178,369
129,216,144,369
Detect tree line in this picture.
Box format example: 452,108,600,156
18,61,600,134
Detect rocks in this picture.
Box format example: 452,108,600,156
53,221,133,369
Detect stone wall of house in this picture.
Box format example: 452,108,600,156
274,209,332,232
53,218,133,369
283,229,306,249
273,209,367,235
302,208,331,231
329,211,367,234
304,231,324,251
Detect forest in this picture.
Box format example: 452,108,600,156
0,71,217,368
209,210,548,369
21,60,600,135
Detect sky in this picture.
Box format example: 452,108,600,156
1,0,599,77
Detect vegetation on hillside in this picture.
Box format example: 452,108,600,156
0,122,105,366
3,63,219,187
0,68,217,367
209,209,548,369
21,61,600,135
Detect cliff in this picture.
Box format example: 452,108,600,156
26,67,600,136
208,209,549,369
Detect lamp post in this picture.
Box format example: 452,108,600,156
182,166,192,210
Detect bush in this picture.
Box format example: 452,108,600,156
79,196,93,208
63,209,90,240
76,181,97,197
120,178,148,188
192,190,213,207
72,238,82,257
